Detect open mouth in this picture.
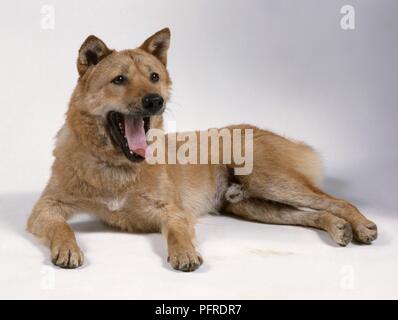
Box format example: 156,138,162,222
107,111,150,162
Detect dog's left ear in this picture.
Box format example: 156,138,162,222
140,28,171,66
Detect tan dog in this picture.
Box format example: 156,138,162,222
27,28,377,271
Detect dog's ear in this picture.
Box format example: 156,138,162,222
77,35,112,76
140,28,170,66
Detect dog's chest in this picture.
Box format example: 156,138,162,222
103,196,127,211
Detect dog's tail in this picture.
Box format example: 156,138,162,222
293,143,324,187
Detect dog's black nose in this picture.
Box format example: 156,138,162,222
142,94,164,113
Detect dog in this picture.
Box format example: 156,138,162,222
27,28,377,272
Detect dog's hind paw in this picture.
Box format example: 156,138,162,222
225,183,245,203
353,221,378,244
330,219,353,246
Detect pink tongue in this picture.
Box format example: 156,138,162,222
124,116,148,158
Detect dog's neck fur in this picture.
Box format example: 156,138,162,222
51,87,165,198
54,123,139,196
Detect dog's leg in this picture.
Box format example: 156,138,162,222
160,209,202,272
237,173,377,243
226,199,353,246
27,196,83,269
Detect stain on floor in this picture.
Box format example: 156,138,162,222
249,248,294,257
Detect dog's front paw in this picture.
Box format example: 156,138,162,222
167,248,203,272
353,220,378,244
51,241,84,269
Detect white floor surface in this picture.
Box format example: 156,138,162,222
0,188,397,299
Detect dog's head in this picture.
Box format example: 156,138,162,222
67,28,171,164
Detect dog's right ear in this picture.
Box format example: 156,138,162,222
77,35,112,76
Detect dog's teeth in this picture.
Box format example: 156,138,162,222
130,150,133,154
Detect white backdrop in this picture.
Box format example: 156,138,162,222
0,0,397,299
1,0,398,199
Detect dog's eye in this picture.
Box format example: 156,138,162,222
150,72,160,83
111,75,127,85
